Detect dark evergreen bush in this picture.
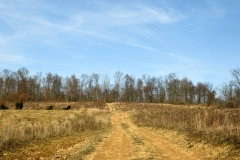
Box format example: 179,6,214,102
47,105,54,110
15,102,23,110
66,105,71,110
63,105,71,110
0,104,8,110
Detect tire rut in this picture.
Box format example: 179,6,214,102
87,109,209,160
123,113,211,160
85,113,135,160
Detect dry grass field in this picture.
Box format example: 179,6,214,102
129,103,240,146
0,101,111,159
1,102,240,159
3,101,106,110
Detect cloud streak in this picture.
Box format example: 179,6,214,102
0,1,184,41
0,1,186,67
0,53,24,62
73,6,184,27
169,53,194,62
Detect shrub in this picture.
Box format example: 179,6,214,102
15,102,23,110
63,105,71,110
175,99,186,105
0,104,8,110
47,105,54,110
66,105,71,110
226,101,235,108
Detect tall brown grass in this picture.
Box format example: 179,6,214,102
129,103,240,146
0,108,110,151
4,101,106,110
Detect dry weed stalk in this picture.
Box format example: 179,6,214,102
0,109,108,151
130,103,240,145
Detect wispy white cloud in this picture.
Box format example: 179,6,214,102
126,43,162,53
72,6,184,27
0,53,24,62
169,53,194,62
61,5,184,45
0,0,186,69
0,1,184,46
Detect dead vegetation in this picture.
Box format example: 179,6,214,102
3,101,106,110
2,102,240,159
128,103,240,148
0,101,110,155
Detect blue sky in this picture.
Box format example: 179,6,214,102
0,0,240,87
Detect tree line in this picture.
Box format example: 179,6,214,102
0,67,240,107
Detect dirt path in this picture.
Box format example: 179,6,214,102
123,113,209,159
85,113,134,160
86,104,210,160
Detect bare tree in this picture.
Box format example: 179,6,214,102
113,71,123,102
142,75,158,103
65,75,79,101
165,73,180,104
219,81,236,107
0,76,3,100
91,73,100,101
123,74,135,102
52,74,63,101
231,68,240,89
231,68,240,106
43,73,52,101
157,77,166,103
196,82,204,104
79,74,89,101
180,78,190,104
2,69,18,101
35,72,44,101
136,78,144,102
101,74,111,102
27,76,38,101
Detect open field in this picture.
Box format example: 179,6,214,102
129,103,240,145
1,102,240,159
0,102,111,159
3,101,106,110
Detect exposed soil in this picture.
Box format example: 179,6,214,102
0,131,101,160
86,111,207,159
